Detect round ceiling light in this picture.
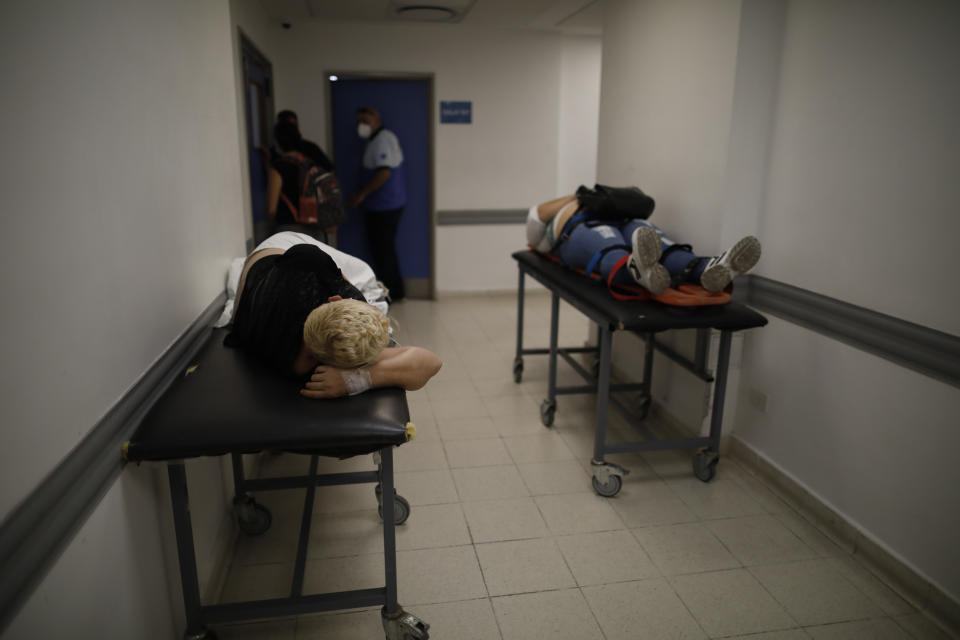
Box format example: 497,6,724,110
395,5,457,22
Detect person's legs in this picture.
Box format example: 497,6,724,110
620,220,702,279
365,207,406,301
699,236,761,292
553,222,629,281
554,217,761,295
554,222,669,293
619,220,761,292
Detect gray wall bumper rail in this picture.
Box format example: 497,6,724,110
0,294,226,633
437,209,527,225
737,274,960,388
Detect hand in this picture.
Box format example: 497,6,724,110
300,365,348,399
347,192,364,207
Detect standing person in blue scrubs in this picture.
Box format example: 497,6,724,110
348,106,407,302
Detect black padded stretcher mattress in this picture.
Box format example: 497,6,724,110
514,250,767,332
124,328,411,462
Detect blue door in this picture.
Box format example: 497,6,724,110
329,77,431,296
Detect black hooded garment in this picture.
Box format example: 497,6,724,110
224,244,365,375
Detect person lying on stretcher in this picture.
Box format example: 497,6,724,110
225,231,441,399
527,186,761,296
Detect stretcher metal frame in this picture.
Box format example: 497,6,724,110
513,251,764,496
165,450,425,640
124,328,429,640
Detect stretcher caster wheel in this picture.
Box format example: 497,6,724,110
590,460,628,497
592,474,622,497
184,628,218,640
540,399,556,427
513,357,524,383
234,497,272,536
377,490,411,525
692,449,719,483
382,607,430,640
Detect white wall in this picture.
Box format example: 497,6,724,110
735,0,960,602
597,0,742,252
759,0,960,336
0,0,248,636
597,0,960,605
557,35,602,195
262,18,600,292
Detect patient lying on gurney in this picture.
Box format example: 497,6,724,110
224,231,441,398
528,186,761,295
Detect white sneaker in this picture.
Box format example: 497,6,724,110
700,236,761,292
627,226,670,295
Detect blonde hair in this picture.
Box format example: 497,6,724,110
303,299,390,369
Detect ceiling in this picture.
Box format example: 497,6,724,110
256,0,602,35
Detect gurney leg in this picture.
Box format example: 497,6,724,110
590,325,628,497
693,330,732,482
636,333,655,420
290,455,319,597
230,453,271,536
374,452,411,525
541,291,560,426
513,267,525,383
168,462,215,640
380,447,399,613
379,447,431,639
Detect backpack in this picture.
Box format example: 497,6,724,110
278,152,346,229
576,184,656,221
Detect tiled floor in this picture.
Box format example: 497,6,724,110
214,294,951,639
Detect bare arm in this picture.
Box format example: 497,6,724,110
349,168,391,206
536,194,577,223
300,346,442,399
266,167,282,218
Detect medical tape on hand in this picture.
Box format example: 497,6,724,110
342,368,372,396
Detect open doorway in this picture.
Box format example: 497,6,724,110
326,74,434,299
239,32,274,247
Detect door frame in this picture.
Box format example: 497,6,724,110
324,71,436,300
239,30,274,252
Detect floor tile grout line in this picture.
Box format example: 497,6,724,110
702,513,820,568
227,297,945,638
719,456,923,623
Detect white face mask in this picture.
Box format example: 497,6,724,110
357,123,372,139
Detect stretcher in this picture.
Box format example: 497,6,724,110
123,328,429,640
513,250,767,496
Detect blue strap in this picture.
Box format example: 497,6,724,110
560,213,587,240
552,213,589,253
585,251,604,278
585,243,632,278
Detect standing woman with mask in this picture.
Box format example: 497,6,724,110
348,106,407,302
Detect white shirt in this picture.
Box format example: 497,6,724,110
216,232,388,327
362,129,404,169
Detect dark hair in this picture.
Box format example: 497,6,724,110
277,110,298,125
356,106,380,118
273,121,301,152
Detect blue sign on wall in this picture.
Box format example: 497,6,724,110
440,101,472,124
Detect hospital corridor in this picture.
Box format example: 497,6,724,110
1,1,958,640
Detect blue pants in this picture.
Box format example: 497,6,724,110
553,219,707,287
